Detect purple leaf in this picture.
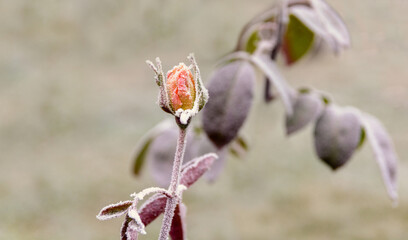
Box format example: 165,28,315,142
180,153,218,188
126,221,139,240
121,216,139,240
138,194,167,226
96,200,133,221
314,105,361,170
361,114,398,204
202,61,256,149
121,216,132,240
169,203,187,240
286,89,324,135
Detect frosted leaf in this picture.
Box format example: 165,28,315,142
169,203,187,240
121,216,132,240
126,221,140,240
202,60,256,149
286,89,324,135
310,0,351,51
138,194,167,226
131,187,170,201
361,113,398,204
314,105,361,170
96,200,133,221
180,153,218,188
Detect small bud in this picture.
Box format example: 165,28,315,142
166,63,196,111
147,53,209,127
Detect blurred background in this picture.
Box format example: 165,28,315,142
1,0,408,239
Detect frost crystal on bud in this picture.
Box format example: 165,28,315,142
146,53,209,127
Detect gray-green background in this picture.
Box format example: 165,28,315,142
1,0,407,239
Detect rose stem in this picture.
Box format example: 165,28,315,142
158,127,187,240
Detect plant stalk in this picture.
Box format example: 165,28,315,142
158,127,187,240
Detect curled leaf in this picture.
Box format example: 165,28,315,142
290,3,350,53
96,200,133,221
361,114,398,203
169,203,187,240
310,0,350,51
202,61,256,149
180,153,218,188
314,105,361,170
286,89,324,135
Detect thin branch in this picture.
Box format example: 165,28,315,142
158,127,187,240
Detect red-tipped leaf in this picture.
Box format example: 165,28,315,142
180,153,218,187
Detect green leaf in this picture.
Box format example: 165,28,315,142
357,127,366,149
245,30,260,54
282,14,315,65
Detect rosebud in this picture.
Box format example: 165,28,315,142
146,53,209,127
166,63,196,111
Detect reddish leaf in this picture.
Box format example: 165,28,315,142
126,221,139,240
120,215,139,240
97,200,133,221
120,216,135,240
169,203,187,240
138,194,167,226
180,153,218,188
